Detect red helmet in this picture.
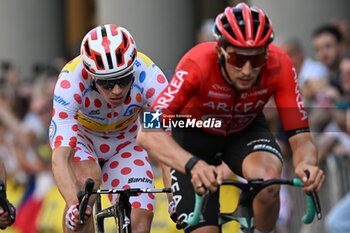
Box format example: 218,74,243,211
81,24,137,80
213,3,274,48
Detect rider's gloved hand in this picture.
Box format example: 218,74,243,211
168,200,183,229
168,200,177,223
66,202,80,230
0,203,16,230
66,202,92,231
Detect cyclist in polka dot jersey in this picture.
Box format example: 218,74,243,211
49,24,168,233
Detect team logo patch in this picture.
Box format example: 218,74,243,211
124,104,142,117
49,120,57,141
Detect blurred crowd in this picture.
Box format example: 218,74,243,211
267,19,350,233
0,59,65,233
0,17,349,233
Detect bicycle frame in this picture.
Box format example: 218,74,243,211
184,177,322,233
78,178,171,233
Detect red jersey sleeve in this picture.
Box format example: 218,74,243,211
274,52,309,132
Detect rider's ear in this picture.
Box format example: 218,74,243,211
215,44,223,57
215,45,225,66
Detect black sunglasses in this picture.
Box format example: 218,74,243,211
95,73,134,90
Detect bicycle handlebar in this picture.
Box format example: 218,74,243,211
92,187,172,195
77,178,171,225
0,180,15,226
292,178,322,222
77,178,94,225
185,177,322,227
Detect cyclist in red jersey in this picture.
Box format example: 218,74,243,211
138,3,325,233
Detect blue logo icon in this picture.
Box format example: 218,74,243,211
143,110,162,129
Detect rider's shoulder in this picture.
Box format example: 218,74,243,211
267,44,291,63
184,42,216,60
265,44,293,72
61,56,84,75
134,52,164,81
136,52,155,69
57,56,90,89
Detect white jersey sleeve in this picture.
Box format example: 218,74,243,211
49,57,88,149
135,52,168,107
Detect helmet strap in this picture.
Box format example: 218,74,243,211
91,80,99,92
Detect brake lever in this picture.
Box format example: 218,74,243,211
304,171,322,220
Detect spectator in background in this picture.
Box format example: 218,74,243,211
312,24,344,93
324,51,350,233
196,18,215,43
332,19,350,50
314,51,350,160
0,60,56,233
279,36,329,106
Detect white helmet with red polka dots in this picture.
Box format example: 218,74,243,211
81,24,137,80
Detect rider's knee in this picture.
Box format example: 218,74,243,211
132,222,151,233
255,170,281,203
74,161,102,189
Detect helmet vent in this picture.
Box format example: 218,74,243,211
95,55,104,69
122,32,128,47
106,53,113,69
101,25,107,37
84,41,91,56
116,49,123,66
221,17,236,41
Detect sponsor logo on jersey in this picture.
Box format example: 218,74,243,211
135,60,141,67
240,88,268,99
208,90,231,99
54,94,70,106
253,144,283,161
235,100,266,113
88,109,100,115
203,101,232,112
212,84,231,92
128,177,153,184
49,120,57,141
153,70,187,108
124,104,142,117
78,111,139,131
292,68,308,120
203,100,266,113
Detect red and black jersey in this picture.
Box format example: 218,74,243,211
151,42,309,136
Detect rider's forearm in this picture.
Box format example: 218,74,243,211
160,164,173,202
289,132,318,167
137,130,193,174
52,147,79,206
